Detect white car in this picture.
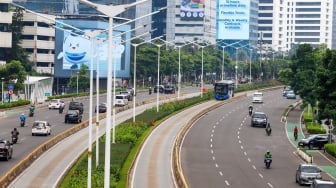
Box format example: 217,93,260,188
252,92,263,103
48,99,65,109
32,120,51,136
115,94,128,106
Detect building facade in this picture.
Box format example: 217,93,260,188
259,0,334,53
0,0,13,66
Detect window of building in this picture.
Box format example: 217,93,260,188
37,22,50,28
37,35,50,40
21,35,34,40
295,14,320,18
0,23,9,32
296,8,321,12
295,26,320,30
258,26,273,31
258,20,273,24
264,33,272,37
259,6,273,10
295,32,320,36
259,0,273,3
259,13,273,17
295,38,320,42
23,22,34,26
296,2,321,6
295,20,320,24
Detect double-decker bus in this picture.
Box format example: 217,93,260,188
214,80,234,100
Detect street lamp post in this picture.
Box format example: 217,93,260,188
77,1,148,187
76,72,79,96
153,43,164,112
235,47,238,88
131,36,163,122
249,49,252,83
1,77,4,104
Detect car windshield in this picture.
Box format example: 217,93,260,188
33,122,45,127
67,110,77,115
253,113,266,118
302,166,320,173
116,96,125,99
253,93,262,97
51,99,59,103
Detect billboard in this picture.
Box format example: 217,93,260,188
54,19,131,78
180,0,205,21
216,0,250,40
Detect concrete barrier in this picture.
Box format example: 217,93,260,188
297,148,313,164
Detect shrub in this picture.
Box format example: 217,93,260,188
325,144,336,157
306,122,326,134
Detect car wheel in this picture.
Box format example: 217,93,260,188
65,119,68,123
32,133,34,136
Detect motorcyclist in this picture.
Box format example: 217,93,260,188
59,105,64,114
11,128,19,138
294,126,299,140
29,105,35,116
19,113,26,126
11,128,19,144
264,150,272,163
248,105,253,116
149,87,152,95
265,122,272,135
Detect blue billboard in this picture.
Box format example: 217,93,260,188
216,0,250,40
54,19,131,78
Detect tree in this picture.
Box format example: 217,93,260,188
68,65,90,92
0,60,27,92
6,7,33,72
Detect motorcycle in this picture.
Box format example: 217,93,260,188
249,109,252,116
59,106,64,114
266,127,272,136
20,120,25,127
265,158,272,169
29,110,34,117
12,135,18,144
149,88,152,95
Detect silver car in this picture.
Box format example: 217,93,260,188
296,164,322,185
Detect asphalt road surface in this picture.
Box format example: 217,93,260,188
0,86,203,187
181,89,306,188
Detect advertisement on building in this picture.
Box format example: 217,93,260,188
180,0,205,21
216,0,250,40
54,19,131,78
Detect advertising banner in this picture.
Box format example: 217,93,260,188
54,19,131,78
216,0,250,40
180,0,205,21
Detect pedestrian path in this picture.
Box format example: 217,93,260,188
286,113,336,180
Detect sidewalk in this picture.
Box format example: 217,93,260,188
286,106,336,180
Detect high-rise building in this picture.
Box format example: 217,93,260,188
0,0,13,66
259,0,334,53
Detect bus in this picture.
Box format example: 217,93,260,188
214,80,234,100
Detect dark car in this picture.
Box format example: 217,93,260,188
164,85,175,94
251,112,268,127
296,164,322,185
154,85,165,93
298,134,332,149
65,110,83,124
69,101,84,114
95,103,107,113
0,139,13,161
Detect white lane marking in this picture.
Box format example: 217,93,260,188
215,163,218,168
252,165,256,169
248,158,251,162
237,135,240,139
259,173,263,178
211,149,214,154
238,127,241,130
210,138,213,142
212,129,215,133
213,125,216,129
225,180,230,186
240,145,244,149
238,140,241,144
210,144,213,148
267,183,273,188
212,156,215,160
211,134,214,137
216,122,219,125
237,131,240,135
244,152,247,156
219,171,223,176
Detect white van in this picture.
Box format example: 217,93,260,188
252,92,263,103
115,94,128,106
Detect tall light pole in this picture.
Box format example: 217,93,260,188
235,47,238,88
1,77,4,104
131,36,163,122
250,48,252,83
77,1,148,187
151,43,164,112
76,72,79,96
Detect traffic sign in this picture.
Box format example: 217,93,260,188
8,90,13,95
